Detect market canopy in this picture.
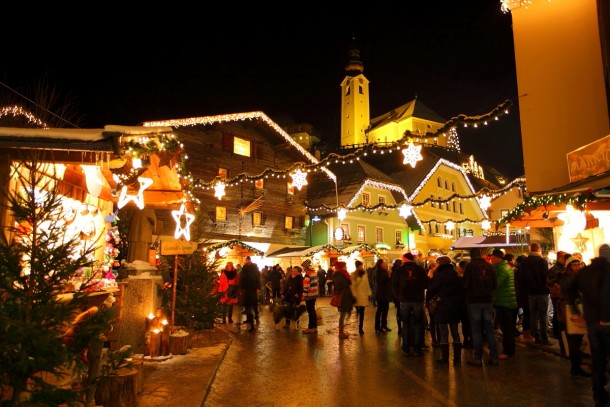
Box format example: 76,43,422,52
450,235,530,250
205,239,265,256
340,244,379,256
276,244,343,258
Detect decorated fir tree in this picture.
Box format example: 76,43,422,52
0,158,117,406
158,214,222,332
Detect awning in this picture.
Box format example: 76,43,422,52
450,235,530,250
205,239,265,256
265,245,309,258
340,244,379,256
276,244,343,258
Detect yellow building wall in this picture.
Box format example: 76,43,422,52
511,0,610,192
412,164,485,253
368,117,446,146
327,184,413,258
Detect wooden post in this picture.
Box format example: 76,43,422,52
171,255,178,334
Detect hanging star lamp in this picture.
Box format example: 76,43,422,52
290,169,308,190
481,220,491,231
337,207,347,221
214,181,226,200
172,203,195,241
117,177,153,209
398,203,413,218
477,194,491,212
446,221,455,231
402,142,423,168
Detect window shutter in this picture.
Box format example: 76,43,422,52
222,133,233,152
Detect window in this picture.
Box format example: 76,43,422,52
459,202,464,215
233,136,251,157
216,206,227,222
341,223,350,240
378,195,386,205
357,225,366,242
255,179,264,189
218,167,228,179
500,209,509,219
375,227,384,243
452,201,457,213
362,192,370,207
444,180,449,190
451,182,456,192
285,215,294,229
287,183,295,195
345,85,351,96
430,194,435,208
395,230,403,245
253,211,263,226
437,176,442,187
359,85,363,94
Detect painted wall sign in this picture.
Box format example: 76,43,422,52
567,134,610,182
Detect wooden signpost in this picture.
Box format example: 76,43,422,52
160,240,197,334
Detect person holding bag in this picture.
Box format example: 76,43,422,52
333,261,354,339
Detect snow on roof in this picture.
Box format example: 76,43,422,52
0,125,173,141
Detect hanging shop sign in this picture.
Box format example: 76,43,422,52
567,133,610,183
161,241,198,256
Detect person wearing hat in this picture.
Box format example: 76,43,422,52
490,249,518,360
301,259,319,334
565,244,610,406
557,255,591,378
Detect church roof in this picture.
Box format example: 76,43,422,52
368,98,446,132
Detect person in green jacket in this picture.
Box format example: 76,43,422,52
491,249,518,359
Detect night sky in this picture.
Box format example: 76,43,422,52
1,1,523,179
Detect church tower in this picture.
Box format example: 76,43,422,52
340,37,370,147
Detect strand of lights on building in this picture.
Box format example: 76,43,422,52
0,105,48,128
141,102,510,192
308,178,527,213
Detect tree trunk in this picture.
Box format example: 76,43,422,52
169,332,190,355
95,367,138,407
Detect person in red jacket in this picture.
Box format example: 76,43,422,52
217,262,239,324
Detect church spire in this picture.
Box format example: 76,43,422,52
344,34,364,76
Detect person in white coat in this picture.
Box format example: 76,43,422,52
351,260,373,335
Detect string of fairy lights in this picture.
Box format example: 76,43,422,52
112,98,594,232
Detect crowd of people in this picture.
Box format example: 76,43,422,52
213,243,609,407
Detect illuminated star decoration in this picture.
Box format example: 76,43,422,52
402,142,423,168
337,208,347,221
214,182,226,200
117,177,153,209
398,204,413,218
445,221,455,231
570,233,589,253
481,220,491,230
172,203,195,241
477,194,491,211
290,169,308,190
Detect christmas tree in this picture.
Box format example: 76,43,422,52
0,157,117,406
